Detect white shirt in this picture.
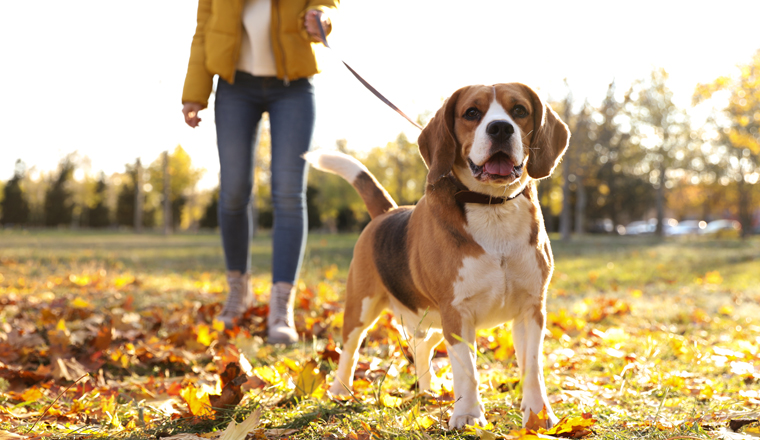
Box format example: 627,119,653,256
237,0,277,77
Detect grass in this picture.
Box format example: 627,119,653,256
0,229,759,439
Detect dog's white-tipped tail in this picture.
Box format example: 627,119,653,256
304,150,397,219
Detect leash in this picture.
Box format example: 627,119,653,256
317,21,422,130
316,20,525,206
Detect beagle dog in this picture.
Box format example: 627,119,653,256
305,83,569,429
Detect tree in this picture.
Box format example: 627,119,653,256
1,160,31,226
622,68,693,237
306,140,365,232
43,156,76,227
87,173,110,228
199,187,219,229
148,146,204,231
694,50,760,237
363,133,427,206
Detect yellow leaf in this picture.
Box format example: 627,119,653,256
600,327,628,345
294,360,325,398
699,383,714,400
402,403,436,430
544,414,595,436
218,407,261,440
464,422,496,437
20,387,44,402
252,365,284,389
493,328,514,361
282,357,300,371
380,394,403,408
705,271,723,285
212,319,226,333
196,324,214,347
71,297,92,309
179,384,213,417
101,394,116,415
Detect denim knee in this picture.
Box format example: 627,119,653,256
271,190,305,215
219,190,251,213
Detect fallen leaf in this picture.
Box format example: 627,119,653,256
0,430,28,439
209,363,246,415
294,359,325,398
524,407,552,431
179,384,213,417
544,413,595,438
217,407,261,440
380,394,402,408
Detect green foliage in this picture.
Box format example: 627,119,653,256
694,49,760,236
199,187,219,229
148,146,204,229
87,173,111,228
363,133,427,206
43,156,75,227
0,160,30,226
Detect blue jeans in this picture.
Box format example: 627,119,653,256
215,71,315,285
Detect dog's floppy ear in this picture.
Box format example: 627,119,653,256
418,86,468,184
524,85,570,180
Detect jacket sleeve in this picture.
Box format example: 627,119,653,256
299,0,339,42
182,0,214,108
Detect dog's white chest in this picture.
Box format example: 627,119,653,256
452,199,545,328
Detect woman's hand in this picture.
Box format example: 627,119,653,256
182,102,204,128
304,9,330,44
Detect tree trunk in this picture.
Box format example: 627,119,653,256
560,157,572,241
737,175,752,239
537,180,554,232
574,175,586,235
655,161,666,238
163,152,172,236
134,159,144,233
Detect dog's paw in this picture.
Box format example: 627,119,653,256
448,404,487,430
328,381,352,396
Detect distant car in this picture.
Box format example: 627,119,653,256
587,219,615,234
668,220,707,236
622,218,678,236
700,219,741,238
622,220,654,236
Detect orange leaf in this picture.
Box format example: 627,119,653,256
20,387,44,402
180,384,213,417
545,413,596,438
524,407,551,431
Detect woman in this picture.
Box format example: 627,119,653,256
181,0,338,344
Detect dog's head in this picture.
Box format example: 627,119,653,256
418,83,570,197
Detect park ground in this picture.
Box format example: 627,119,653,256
0,230,759,439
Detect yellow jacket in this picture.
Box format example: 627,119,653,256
182,0,339,107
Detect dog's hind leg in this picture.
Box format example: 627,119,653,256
329,291,387,396
409,330,444,393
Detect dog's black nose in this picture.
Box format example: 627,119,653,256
486,120,514,140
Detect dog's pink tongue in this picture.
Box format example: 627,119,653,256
484,156,514,176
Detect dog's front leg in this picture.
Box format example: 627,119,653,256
513,310,558,428
444,320,486,429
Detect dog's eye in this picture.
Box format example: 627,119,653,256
513,105,528,118
464,107,481,121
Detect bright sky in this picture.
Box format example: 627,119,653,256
1,1,759,189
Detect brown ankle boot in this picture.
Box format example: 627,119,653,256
267,282,298,345
217,271,253,329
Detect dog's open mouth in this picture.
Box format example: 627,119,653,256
468,152,524,181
